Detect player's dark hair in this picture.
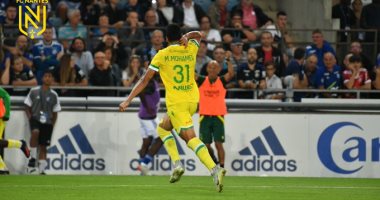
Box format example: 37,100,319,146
294,48,306,60
166,24,182,42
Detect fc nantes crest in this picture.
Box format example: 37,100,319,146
17,0,48,39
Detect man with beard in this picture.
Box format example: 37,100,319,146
237,48,265,99
32,26,64,84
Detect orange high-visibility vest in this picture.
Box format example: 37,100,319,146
199,77,227,116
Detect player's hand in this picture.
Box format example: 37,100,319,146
180,35,189,48
119,101,130,112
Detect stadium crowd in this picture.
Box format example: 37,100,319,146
0,0,380,100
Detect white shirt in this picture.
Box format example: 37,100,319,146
183,2,199,28
265,75,283,99
205,29,222,51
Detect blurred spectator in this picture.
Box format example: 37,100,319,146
57,0,81,9
94,32,128,70
32,26,64,84
58,9,88,41
143,8,160,42
125,0,150,22
0,2,16,24
284,48,308,87
91,14,117,37
360,0,380,44
1,3,19,46
103,0,126,28
332,0,356,42
208,0,229,29
119,11,145,50
229,38,247,74
156,0,182,26
237,47,264,99
266,11,294,65
343,55,371,91
104,47,122,86
261,62,283,100
54,1,69,26
306,29,336,69
304,54,320,90
283,48,308,102
256,31,285,78
200,46,228,76
70,37,94,79
0,56,37,96
136,29,165,69
196,41,212,75
176,0,206,29
317,52,342,98
80,0,102,25
122,55,143,87
349,41,374,76
352,0,363,25
221,10,256,47
231,0,270,30
54,54,88,96
200,16,221,52
2,35,33,70
193,0,212,13
89,51,116,96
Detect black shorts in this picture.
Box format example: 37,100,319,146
30,119,53,146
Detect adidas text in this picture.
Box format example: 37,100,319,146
232,156,297,172
47,154,105,171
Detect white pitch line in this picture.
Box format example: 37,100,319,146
0,185,379,190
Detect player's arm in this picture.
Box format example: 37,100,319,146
119,69,156,111
180,31,202,47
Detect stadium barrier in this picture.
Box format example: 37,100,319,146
4,99,380,178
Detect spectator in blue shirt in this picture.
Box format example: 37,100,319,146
33,26,64,84
317,52,342,98
284,48,308,101
306,29,336,68
304,54,320,90
58,9,87,46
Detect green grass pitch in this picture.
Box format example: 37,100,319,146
1,175,379,200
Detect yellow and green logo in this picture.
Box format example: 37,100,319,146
17,0,48,39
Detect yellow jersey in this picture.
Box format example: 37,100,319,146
149,39,200,106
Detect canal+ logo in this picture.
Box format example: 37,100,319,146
232,126,297,172
47,124,105,171
318,122,380,174
129,134,196,172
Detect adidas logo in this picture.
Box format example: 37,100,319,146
232,126,297,172
129,134,196,172
46,124,105,171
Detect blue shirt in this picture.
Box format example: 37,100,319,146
32,41,64,84
285,59,305,81
316,65,342,90
58,23,88,39
306,41,336,68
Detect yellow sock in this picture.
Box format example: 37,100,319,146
0,155,6,170
7,139,22,148
187,137,216,171
158,126,180,163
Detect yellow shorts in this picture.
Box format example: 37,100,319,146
167,102,198,134
0,119,4,138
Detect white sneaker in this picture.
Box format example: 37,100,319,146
212,167,227,192
140,163,151,176
169,163,185,183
